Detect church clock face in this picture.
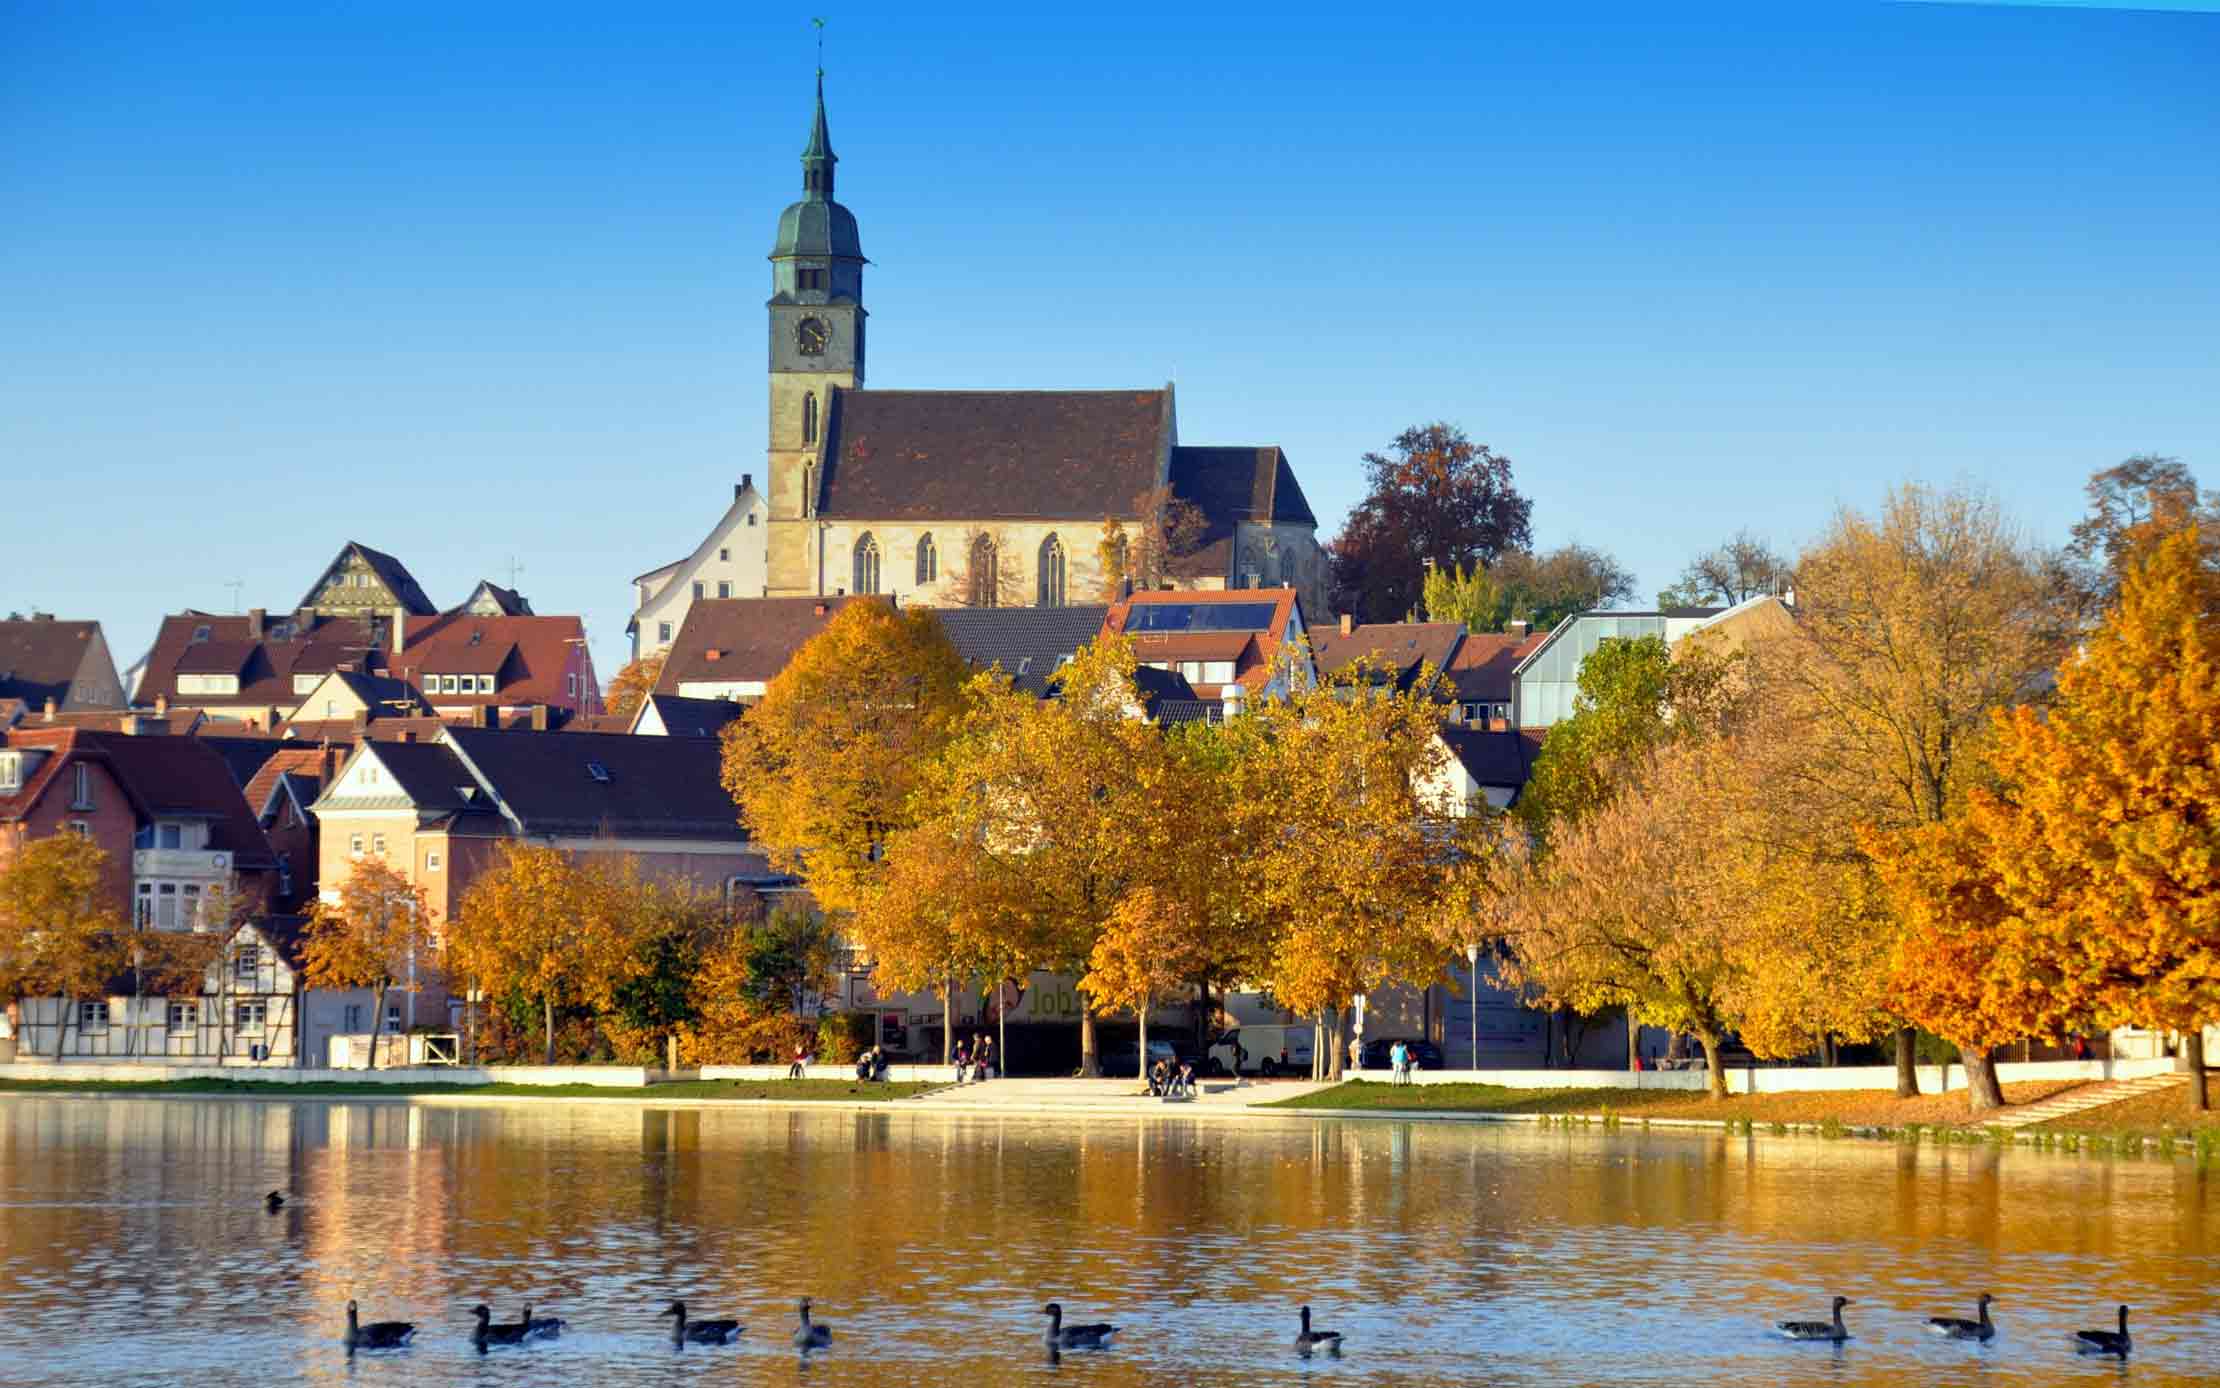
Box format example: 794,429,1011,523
796,317,830,356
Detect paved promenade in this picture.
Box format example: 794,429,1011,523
911,1074,1338,1115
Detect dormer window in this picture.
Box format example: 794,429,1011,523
0,753,19,792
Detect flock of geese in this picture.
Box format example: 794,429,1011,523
339,1297,1348,1357
1779,1294,2136,1359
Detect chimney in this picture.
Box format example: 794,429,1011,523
391,605,409,657
154,695,169,716
1339,613,1354,637
477,704,496,729
318,741,339,788
1507,619,1531,638
814,603,828,616
351,710,370,733
246,607,265,639
530,704,550,732
1220,682,1246,719
737,472,753,499
42,697,56,721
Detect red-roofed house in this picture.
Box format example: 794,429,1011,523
1098,587,1313,707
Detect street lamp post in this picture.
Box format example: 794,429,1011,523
1466,943,1481,1072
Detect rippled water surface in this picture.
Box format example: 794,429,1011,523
1,1096,2215,1386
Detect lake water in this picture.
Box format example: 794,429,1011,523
0,1096,2213,1386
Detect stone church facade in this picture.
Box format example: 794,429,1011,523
638,73,1331,646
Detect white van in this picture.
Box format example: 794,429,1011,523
1207,1024,1315,1078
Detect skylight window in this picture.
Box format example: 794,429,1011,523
586,762,611,783
1126,602,1278,633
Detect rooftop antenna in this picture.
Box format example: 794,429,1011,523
224,579,245,613
507,554,526,589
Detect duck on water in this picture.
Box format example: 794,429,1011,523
470,1304,531,1352
1927,1293,1995,1342
2075,1305,2131,1358
1294,1305,1343,1356
342,1301,413,1351
1777,1297,1851,1342
663,1299,744,1346
1042,1302,1117,1350
793,1298,833,1351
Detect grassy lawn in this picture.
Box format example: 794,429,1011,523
0,1076,936,1102
2032,1074,2220,1136
1271,1078,2088,1129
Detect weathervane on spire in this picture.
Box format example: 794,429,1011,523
813,16,826,77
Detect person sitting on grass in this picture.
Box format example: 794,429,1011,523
789,1042,811,1080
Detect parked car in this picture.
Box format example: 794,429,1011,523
1206,1024,1315,1078
1099,1039,1184,1078
1358,1037,1446,1071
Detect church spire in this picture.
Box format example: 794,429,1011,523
801,70,836,200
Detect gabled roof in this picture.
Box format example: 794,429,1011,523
1166,446,1316,579
655,595,893,692
393,613,592,710
1100,587,1304,694
452,580,534,616
297,541,438,616
932,605,1111,697
632,694,748,739
443,729,744,840
818,389,1171,521
1444,631,1547,703
1311,620,1464,693
0,619,117,711
137,611,385,715
1,727,276,866
245,747,335,824
1438,725,1537,791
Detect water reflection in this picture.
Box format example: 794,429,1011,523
0,1099,2213,1386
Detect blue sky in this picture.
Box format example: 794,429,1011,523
3,1,2215,681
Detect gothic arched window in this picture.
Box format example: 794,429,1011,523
853,533,881,596
802,464,815,518
1276,546,1295,588
1037,533,1067,608
968,535,1000,608
915,533,938,586
803,392,817,445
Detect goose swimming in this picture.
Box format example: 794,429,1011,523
793,1297,833,1351
518,1305,565,1340
1777,1296,1851,1342
1294,1305,1343,1355
2074,1305,2131,1358
661,1299,743,1345
1927,1293,1995,1342
470,1303,529,1351
1043,1302,1118,1350
343,1300,414,1351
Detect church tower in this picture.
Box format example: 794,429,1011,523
765,71,865,596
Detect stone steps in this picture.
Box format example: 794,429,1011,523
1985,1073,2185,1129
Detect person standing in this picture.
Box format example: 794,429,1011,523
975,1033,995,1082
1390,1039,1409,1086
953,1037,971,1085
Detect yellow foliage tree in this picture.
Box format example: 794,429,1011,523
448,844,643,1064
720,601,969,917
0,834,128,1057
301,860,434,1070
1082,886,1209,1080
1233,653,1460,1078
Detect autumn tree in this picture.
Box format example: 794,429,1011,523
1234,655,1460,1078
604,651,668,722
1759,482,2071,1101
1657,529,1794,609
2065,456,2218,610
0,835,127,1057
943,528,1028,609
300,860,434,1069
1499,742,1755,1098
1096,517,1132,601
1876,528,2220,1109
1492,544,1638,630
449,845,643,1064
852,817,1012,1063
720,601,969,916
1329,423,1534,623
1126,485,1207,591
1082,886,1209,1082
1422,562,1511,633
609,877,731,1066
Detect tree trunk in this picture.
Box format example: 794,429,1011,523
1626,1011,1640,1072
1821,1033,1838,1067
1328,1006,1346,1081
1894,1026,1919,1098
1078,1005,1098,1077
1313,1012,1326,1080
1137,1004,1148,1089
941,980,953,1063
542,992,555,1066
1961,1044,2004,1113
2186,1030,2208,1113
370,983,389,1071
1698,1030,1727,1101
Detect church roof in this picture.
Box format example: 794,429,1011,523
1166,445,1316,579
817,389,1171,522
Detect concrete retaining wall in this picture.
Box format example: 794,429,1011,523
0,1061,683,1088
700,1063,960,1085
1347,1056,2180,1093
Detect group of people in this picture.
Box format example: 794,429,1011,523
853,1045,891,1082
953,1034,997,1084
1387,1039,1415,1086
1148,1055,1197,1099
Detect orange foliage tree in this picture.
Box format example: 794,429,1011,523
720,601,969,917
603,651,667,723
0,834,128,1056
301,860,435,1069
448,844,644,1064
1874,528,2220,1109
